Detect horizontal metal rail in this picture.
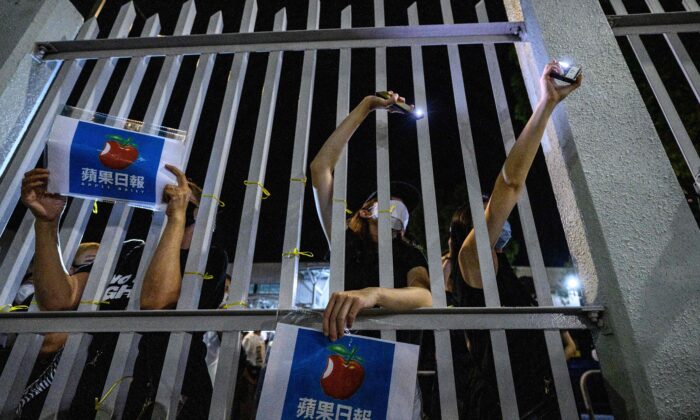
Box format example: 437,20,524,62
34,21,524,60
0,306,603,333
608,10,700,35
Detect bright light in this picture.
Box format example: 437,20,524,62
415,109,424,117
558,61,571,69
565,274,580,290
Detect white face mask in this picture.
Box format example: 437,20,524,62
370,199,410,232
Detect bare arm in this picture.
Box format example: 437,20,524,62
459,61,582,289
310,93,405,244
323,266,431,341
561,331,577,360
140,165,191,310
39,332,68,357
22,169,87,311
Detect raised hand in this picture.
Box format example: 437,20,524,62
363,90,413,113
541,59,583,105
163,164,192,221
21,169,67,223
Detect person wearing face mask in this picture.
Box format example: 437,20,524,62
310,92,432,420
310,92,432,341
446,61,582,419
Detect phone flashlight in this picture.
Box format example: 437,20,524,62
375,91,425,120
549,62,581,85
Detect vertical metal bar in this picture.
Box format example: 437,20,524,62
278,0,320,309
157,1,257,417
208,331,241,420
208,11,286,419
39,15,163,419
0,215,37,306
643,0,700,102
373,0,396,343
328,6,352,298
476,3,577,418
0,19,100,417
227,10,287,309
93,4,208,418
440,1,519,418
406,4,459,419
609,0,700,196
683,0,699,11
0,334,44,417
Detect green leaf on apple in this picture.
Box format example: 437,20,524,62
105,134,138,149
328,344,350,357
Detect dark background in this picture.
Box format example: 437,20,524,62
7,0,698,269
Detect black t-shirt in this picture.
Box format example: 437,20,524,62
343,230,428,344
451,253,557,419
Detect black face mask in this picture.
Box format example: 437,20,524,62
185,202,197,227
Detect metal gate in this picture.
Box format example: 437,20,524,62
0,0,607,419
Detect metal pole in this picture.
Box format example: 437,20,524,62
440,1,519,418
278,0,320,309
373,0,397,343
406,5,459,419
34,22,525,60
328,6,352,297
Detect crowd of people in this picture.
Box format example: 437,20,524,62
4,61,581,419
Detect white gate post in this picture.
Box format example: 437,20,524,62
506,0,700,418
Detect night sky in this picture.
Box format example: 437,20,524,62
6,0,696,270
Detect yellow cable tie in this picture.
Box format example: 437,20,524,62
95,376,133,411
379,204,397,214
80,300,110,305
0,304,29,312
282,247,314,258
222,301,248,309
333,198,352,215
290,177,307,185
93,201,99,214
201,193,225,208
184,271,214,280
243,180,270,199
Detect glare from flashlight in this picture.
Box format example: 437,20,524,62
415,109,424,117
565,274,580,290
558,61,571,69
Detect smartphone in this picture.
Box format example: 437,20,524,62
549,65,581,85
375,91,425,120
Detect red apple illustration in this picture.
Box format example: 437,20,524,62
99,134,139,170
320,344,365,399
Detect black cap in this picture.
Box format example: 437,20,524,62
362,181,421,213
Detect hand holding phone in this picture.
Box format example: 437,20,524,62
549,63,582,85
375,91,425,120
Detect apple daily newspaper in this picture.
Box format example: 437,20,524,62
258,324,419,420
47,114,184,210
